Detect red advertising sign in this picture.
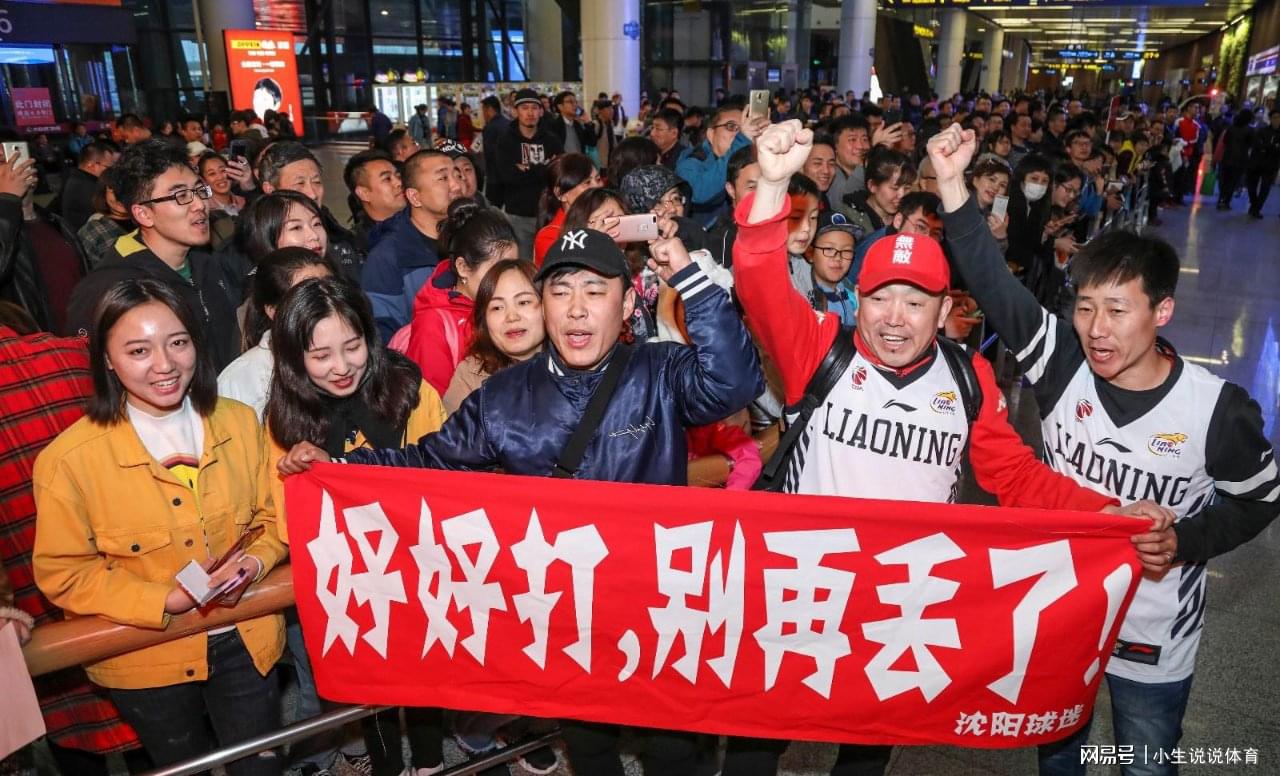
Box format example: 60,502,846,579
12,88,55,129
286,464,1144,748
223,29,303,136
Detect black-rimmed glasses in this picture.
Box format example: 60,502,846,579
139,184,214,207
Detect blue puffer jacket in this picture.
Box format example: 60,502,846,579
360,206,440,342
346,264,763,485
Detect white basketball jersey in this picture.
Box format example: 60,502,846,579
787,350,971,503
1042,359,1223,682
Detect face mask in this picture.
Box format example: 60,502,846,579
1023,182,1048,202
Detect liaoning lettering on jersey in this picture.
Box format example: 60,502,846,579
287,463,1149,747
1042,360,1221,684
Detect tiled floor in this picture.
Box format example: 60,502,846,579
307,146,1279,775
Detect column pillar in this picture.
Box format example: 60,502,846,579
837,0,876,99
525,0,564,82
196,0,255,97
582,0,641,119
935,8,967,100
981,25,1004,96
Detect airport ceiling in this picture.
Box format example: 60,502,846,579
866,1,1257,56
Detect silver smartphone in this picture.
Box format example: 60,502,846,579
1,141,29,165
614,213,659,243
991,194,1009,219
749,90,771,120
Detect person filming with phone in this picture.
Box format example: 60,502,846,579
33,278,288,775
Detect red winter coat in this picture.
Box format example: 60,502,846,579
407,262,474,395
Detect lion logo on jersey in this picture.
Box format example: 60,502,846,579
1148,432,1188,457
931,391,958,414
851,365,868,388
1075,399,1094,421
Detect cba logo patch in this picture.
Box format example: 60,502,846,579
1148,432,1188,457
1075,399,1094,421
931,391,958,414
852,365,868,388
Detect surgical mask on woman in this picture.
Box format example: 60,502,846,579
1023,181,1048,202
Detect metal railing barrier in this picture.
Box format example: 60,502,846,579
20,566,563,776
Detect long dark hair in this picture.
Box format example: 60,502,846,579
538,153,596,228
466,259,541,375
242,247,341,351
267,277,421,448
238,190,325,264
87,279,218,424
437,198,517,279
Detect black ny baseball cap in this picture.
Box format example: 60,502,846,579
534,228,631,283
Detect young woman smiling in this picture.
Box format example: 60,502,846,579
33,279,287,775
442,259,545,412
264,277,447,776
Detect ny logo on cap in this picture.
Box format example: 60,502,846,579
892,234,914,265
561,229,588,251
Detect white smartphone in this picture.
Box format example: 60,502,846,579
1,141,29,165
749,90,771,120
614,213,659,243
991,194,1009,219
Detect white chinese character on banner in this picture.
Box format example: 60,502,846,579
648,521,745,687
954,711,987,736
410,502,509,663
990,712,1025,737
510,509,608,672
1058,704,1083,730
753,529,859,698
986,541,1078,703
306,491,360,656
1023,710,1059,735
345,500,408,657
410,500,459,658
862,533,964,702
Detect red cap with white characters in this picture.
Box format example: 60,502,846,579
856,232,950,295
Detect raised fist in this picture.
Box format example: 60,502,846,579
926,124,978,187
756,120,813,184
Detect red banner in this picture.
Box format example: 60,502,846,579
12,88,55,129
286,464,1144,748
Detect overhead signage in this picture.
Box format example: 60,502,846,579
224,29,304,136
914,24,936,39
1247,45,1279,77
1044,50,1159,62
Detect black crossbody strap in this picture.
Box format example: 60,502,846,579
936,338,983,424
551,345,633,479
754,326,857,490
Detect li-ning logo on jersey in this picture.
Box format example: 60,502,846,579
1097,437,1133,453
1148,433,1189,457
882,399,917,413
930,391,958,414
1075,399,1093,421
851,365,868,389
560,229,588,251
892,235,914,265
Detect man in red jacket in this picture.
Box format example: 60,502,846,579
723,119,1176,776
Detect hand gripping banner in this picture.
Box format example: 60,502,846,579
285,464,1144,747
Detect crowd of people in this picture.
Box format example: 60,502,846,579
1,78,1278,776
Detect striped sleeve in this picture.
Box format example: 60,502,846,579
1175,382,1280,563
941,196,1084,416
